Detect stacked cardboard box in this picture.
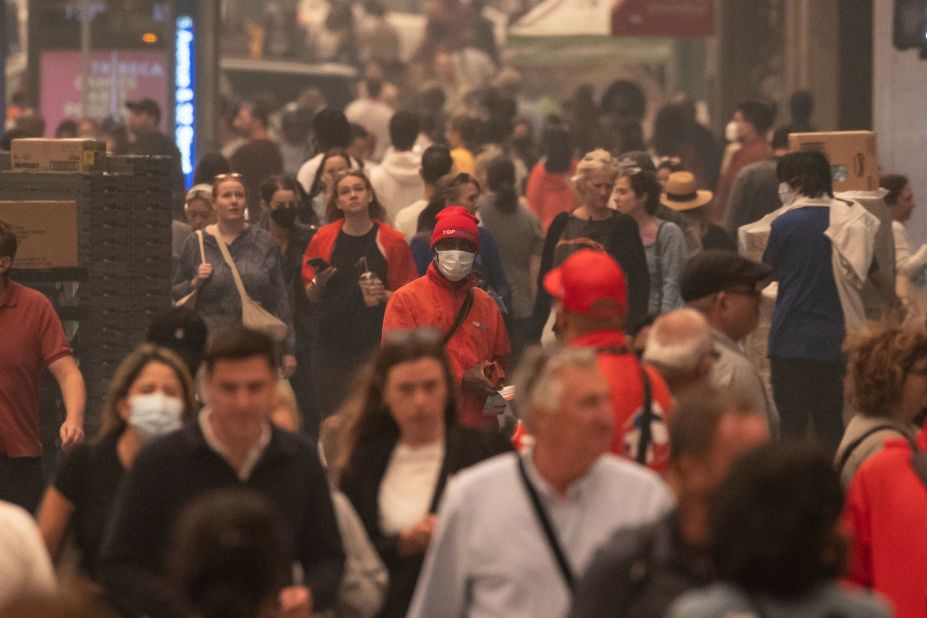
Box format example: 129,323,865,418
0,155,174,435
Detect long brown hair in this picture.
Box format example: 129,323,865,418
325,169,387,224
336,328,456,472
98,344,197,438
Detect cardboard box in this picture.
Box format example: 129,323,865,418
0,201,78,268
11,138,106,173
788,131,880,192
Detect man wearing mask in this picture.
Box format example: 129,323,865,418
383,206,510,429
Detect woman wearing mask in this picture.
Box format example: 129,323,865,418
337,329,510,617
308,149,352,225
302,169,417,420
171,173,296,377
259,174,320,436
37,345,196,577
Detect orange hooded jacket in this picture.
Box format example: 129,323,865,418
383,263,511,429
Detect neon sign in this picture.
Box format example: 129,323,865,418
175,15,195,188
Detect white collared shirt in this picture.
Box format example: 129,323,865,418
198,408,271,481
408,451,673,618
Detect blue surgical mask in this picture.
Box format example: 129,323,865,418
128,393,184,440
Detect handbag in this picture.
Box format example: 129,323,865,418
175,230,206,308
212,230,288,342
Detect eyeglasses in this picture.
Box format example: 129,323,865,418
214,173,243,181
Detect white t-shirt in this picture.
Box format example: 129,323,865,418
394,198,429,239
378,440,445,536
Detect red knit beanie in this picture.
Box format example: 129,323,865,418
430,206,480,250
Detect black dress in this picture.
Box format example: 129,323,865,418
52,430,126,577
531,211,650,336
339,426,511,618
310,226,388,418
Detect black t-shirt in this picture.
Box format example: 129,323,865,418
326,225,388,298
314,225,388,352
54,430,126,576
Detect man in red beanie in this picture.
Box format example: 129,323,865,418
383,206,510,428
544,249,674,473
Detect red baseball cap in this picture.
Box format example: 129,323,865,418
544,250,627,319
430,206,480,250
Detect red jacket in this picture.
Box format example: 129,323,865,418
383,264,511,429
301,220,418,291
847,428,927,618
569,330,674,475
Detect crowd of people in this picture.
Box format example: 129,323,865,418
3,59,927,618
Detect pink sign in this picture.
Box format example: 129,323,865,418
40,49,170,136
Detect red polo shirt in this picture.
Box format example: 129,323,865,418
0,281,72,457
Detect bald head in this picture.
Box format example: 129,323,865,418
643,309,713,394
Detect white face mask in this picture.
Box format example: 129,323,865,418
725,120,739,143
435,249,476,282
778,182,798,207
128,393,184,440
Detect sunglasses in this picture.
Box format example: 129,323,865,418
214,172,243,181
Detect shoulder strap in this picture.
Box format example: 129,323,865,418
211,231,251,304
196,230,206,264
444,288,475,344
835,424,910,476
515,454,575,592
595,345,653,465
635,365,654,466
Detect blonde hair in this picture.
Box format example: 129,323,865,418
572,149,618,192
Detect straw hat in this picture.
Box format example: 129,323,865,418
661,171,713,211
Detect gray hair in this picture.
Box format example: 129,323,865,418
513,345,600,431
643,308,713,374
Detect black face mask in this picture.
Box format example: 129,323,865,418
270,207,297,229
